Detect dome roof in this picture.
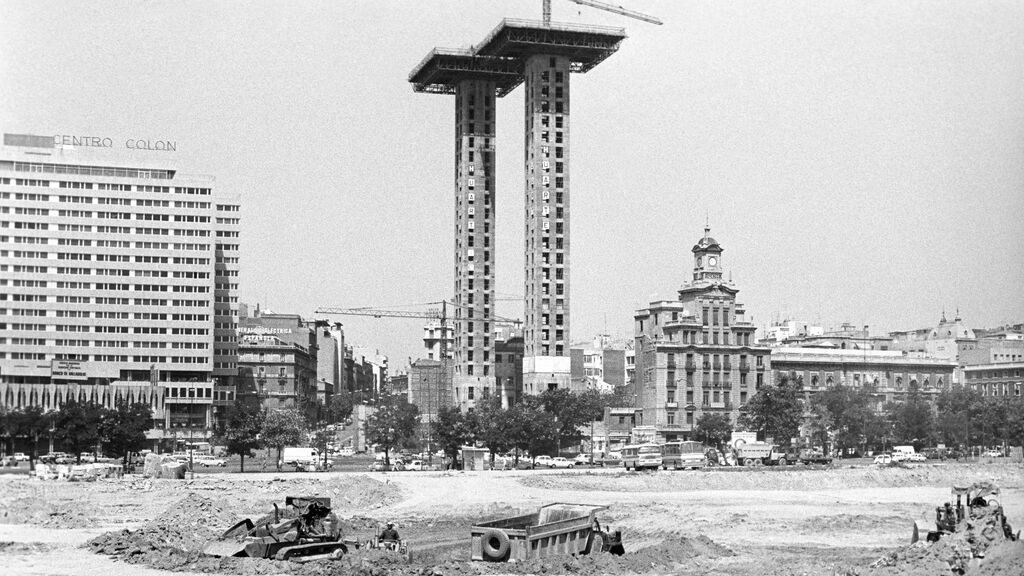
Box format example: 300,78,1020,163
691,225,722,253
926,313,975,340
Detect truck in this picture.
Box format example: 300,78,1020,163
733,442,783,466
470,503,624,562
282,447,330,471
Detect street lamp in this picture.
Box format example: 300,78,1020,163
188,386,196,477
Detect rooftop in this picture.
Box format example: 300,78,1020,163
410,19,626,94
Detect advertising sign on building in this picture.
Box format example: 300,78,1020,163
51,360,88,380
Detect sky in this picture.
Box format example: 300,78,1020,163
2,1,1022,369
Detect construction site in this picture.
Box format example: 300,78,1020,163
1,462,1022,575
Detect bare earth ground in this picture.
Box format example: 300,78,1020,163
1,462,1022,575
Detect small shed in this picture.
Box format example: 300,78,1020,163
461,447,489,471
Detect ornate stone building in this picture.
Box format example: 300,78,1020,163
633,227,771,442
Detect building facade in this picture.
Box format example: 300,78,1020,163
633,227,770,442
0,132,239,445
963,363,1023,398
769,348,957,406
236,333,317,415
315,322,344,405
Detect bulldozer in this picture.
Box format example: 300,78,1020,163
203,496,358,562
911,481,1018,545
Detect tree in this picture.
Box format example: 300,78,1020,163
693,412,732,448
474,394,513,467
888,381,935,450
432,405,476,469
311,429,334,468
736,373,803,445
261,408,306,470
803,402,833,451
811,384,881,454
365,391,419,468
510,398,558,464
328,390,354,423
222,396,264,472
53,399,103,463
99,401,154,469
20,407,56,470
537,388,603,454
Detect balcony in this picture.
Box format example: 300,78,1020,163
685,361,696,372
756,363,765,371
665,379,677,388
723,360,732,371
739,361,750,373
712,360,722,370
702,362,711,371
665,402,678,409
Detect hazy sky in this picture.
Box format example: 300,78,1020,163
2,1,1022,368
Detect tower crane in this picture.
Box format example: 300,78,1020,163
314,300,522,365
543,0,664,26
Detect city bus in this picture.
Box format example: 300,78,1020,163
661,441,706,470
621,442,663,471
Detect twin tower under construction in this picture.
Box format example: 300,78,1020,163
409,19,627,407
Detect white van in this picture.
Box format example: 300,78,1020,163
892,446,916,462
282,447,321,467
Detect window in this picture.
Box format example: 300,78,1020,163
468,386,475,400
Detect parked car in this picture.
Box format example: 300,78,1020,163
405,460,424,471
573,453,593,466
873,453,893,465
984,449,1003,458
533,455,553,468
13,452,29,462
549,457,575,469
905,453,927,463
195,456,227,467
338,448,355,457
368,460,389,472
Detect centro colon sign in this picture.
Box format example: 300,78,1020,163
54,134,178,151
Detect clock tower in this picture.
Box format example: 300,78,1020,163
692,224,723,283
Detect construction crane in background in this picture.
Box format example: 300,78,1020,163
315,301,521,465
543,0,664,26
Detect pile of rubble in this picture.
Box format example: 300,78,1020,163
863,501,1021,575
88,494,237,560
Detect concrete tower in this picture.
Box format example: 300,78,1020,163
473,20,626,394
409,50,520,408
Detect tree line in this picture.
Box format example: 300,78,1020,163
0,399,153,468
694,374,1024,454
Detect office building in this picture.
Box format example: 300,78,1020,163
0,132,240,445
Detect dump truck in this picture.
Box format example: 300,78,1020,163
733,442,783,466
470,503,624,562
203,496,358,562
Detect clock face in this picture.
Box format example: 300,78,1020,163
708,256,718,267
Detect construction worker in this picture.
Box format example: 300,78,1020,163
380,522,400,543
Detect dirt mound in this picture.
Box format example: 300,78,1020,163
859,504,1017,575
518,463,1023,493
0,495,95,528
970,540,1024,575
88,494,237,559
484,535,732,575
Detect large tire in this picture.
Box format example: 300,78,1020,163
777,457,787,466
753,458,763,467
743,458,753,467
481,529,510,561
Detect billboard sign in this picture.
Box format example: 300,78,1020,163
51,360,88,380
